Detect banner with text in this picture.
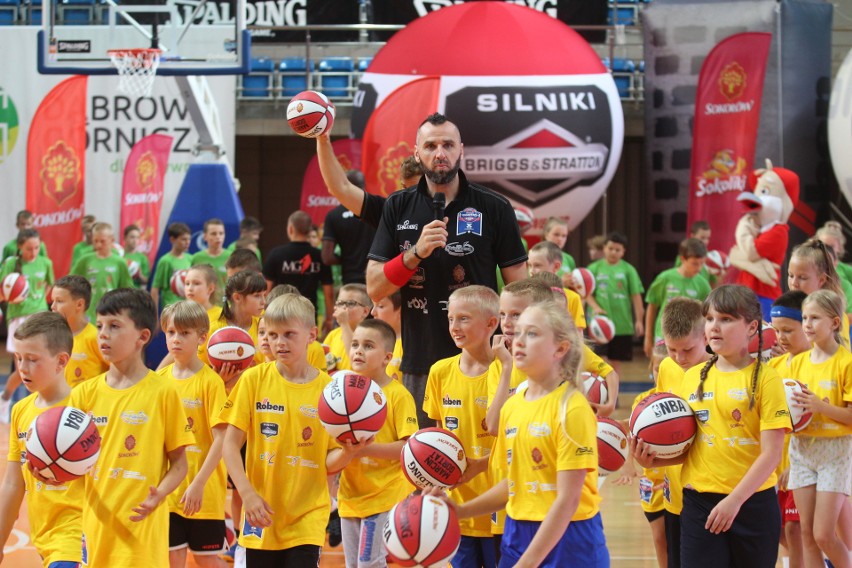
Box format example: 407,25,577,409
687,32,772,255
300,138,362,227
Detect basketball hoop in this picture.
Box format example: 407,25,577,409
108,48,161,98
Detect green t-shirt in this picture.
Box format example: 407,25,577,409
124,251,151,289
1,240,48,264
674,256,717,286
0,256,54,320
587,258,644,336
71,253,134,321
190,248,231,291
556,251,576,278
496,237,529,294
70,241,93,270
645,268,712,340
152,253,193,308
226,241,262,262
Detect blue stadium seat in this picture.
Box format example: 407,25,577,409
0,0,18,25
318,57,354,98
240,57,275,99
279,57,313,98
607,6,636,26
59,0,94,24
26,1,41,24
358,57,372,72
602,58,636,99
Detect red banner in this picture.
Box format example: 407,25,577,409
300,138,362,227
362,76,441,197
687,32,772,254
26,76,88,277
120,133,173,267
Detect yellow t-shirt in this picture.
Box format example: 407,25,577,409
564,287,586,330
387,338,403,381
655,357,687,514
790,346,852,437
676,361,790,494
219,362,340,550
200,314,265,368
493,385,600,522
8,393,83,565
339,379,418,518
65,322,109,388
324,327,350,372
584,344,614,377
158,364,228,520
632,388,665,514
766,354,795,478
844,313,850,349
68,371,195,568
308,341,327,371
423,355,497,538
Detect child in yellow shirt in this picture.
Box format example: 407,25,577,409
50,275,109,387
325,283,372,373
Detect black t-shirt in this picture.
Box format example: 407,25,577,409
322,205,376,284
368,171,528,375
358,192,387,230
262,242,332,308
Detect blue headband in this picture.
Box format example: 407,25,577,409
770,306,802,322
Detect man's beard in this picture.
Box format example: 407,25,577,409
422,156,461,185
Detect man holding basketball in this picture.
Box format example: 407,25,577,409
366,113,528,426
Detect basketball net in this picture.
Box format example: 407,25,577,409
107,48,161,98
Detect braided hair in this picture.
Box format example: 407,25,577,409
695,285,763,410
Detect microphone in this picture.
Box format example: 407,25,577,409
433,192,446,221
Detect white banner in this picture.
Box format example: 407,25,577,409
0,27,235,251
830,48,852,208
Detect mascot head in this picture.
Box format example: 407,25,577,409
738,159,800,226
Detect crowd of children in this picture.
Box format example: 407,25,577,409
0,205,851,568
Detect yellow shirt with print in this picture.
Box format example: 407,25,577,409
423,355,497,538
767,354,796,479
65,322,109,387
676,361,790,494
69,371,195,568
632,388,665,514
200,313,265,368
790,346,852,437
656,357,687,515
492,385,600,522
339,379,418,518
159,364,228,520
564,287,586,330
219,362,340,550
323,327,350,373
8,393,83,566
387,337,403,381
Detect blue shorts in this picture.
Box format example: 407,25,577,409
452,535,497,568
498,514,609,568
48,563,81,568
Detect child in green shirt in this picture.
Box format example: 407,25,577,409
152,222,193,310
71,223,133,321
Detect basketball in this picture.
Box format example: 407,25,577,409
206,326,256,372
582,372,608,406
597,417,629,475
127,258,141,279
588,315,615,344
704,250,730,275
383,494,461,568
112,243,125,257
513,205,535,234
629,392,696,459
783,379,813,432
318,370,388,443
287,90,336,138
400,427,467,489
25,406,101,482
572,267,596,299
747,323,777,359
170,269,188,298
2,273,29,304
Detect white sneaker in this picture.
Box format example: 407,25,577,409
0,396,11,425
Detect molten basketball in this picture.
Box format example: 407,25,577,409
287,91,336,138
783,379,813,433
2,272,29,304
513,205,535,234
25,406,101,482
588,315,615,345
705,250,730,275
206,326,256,372
582,372,608,406
383,494,461,568
597,417,629,475
170,269,188,298
629,392,696,459
401,427,467,489
572,267,596,299
318,371,388,443
127,259,141,279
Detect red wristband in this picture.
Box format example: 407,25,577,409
384,253,416,287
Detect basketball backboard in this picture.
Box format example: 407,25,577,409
38,0,250,75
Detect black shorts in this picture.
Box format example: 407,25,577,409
596,334,633,361
227,442,248,489
644,509,665,523
664,510,681,568
168,512,226,554
680,488,779,568
245,544,321,568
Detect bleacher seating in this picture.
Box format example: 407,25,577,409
603,57,638,99
59,0,94,24
239,57,275,99
25,0,41,25
0,0,19,25
318,57,354,98
279,57,313,98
